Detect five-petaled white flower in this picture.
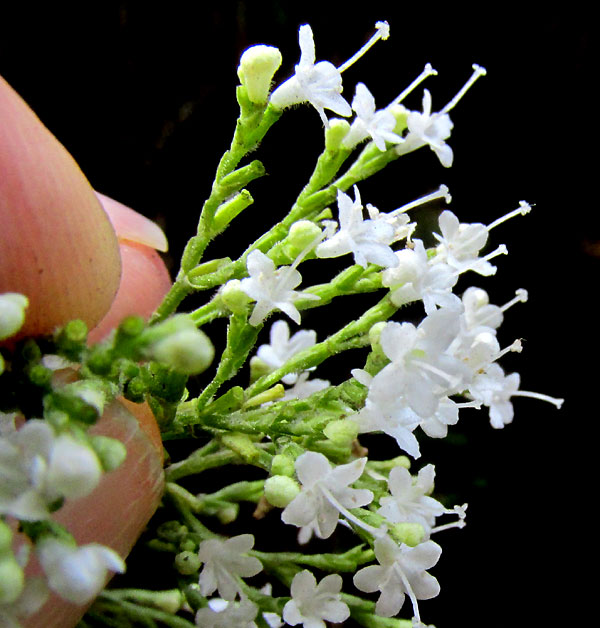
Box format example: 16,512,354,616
281,451,373,539
343,83,404,151
316,187,399,268
256,320,317,384
283,570,350,628
377,465,446,537
353,535,441,619
36,537,125,605
270,24,351,126
240,250,318,327
195,599,259,628
397,89,454,167
0,420,103,521
197,534,263,601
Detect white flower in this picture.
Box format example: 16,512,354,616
281,452,373,539
240,250,318,326
352,372,422,459
270,24,351,126
282,570,350,628
382,240,460,314
195,599,259,628
377,465,446,536
353,536,441,619
36,537,125,605
316,187,398,268
343,83,404,150
432,211,495,276
375,311,468,419
197,534,263,601
398,90,454,167
0,420,103,521
256,320,317,384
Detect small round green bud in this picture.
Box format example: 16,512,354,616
90,435,128,472
174,550,201,575
118,315,146,338
237,45,283,104
0,520,14,555
0,293,28,341
0,556,25,605
157,521,188,542
389,522,425,547
249,356,272,383
323,419,360,446
152,326,214,375
325,119,351,152
264,475,300,508
271,453,296,477
217,504,239,524
220,279,252,315
283,221,322,260
368,322,387,347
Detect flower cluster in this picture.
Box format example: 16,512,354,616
0,16,565,628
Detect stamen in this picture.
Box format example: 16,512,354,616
496,339,523,360
441,64,487,114
430,519,466,534
338,21,390,73
511,390,564,409
412,359,461,389
391,185,451,216
393,562,422,624
487,201,532,231
390,63,438,106
500,288,528,312
320,485,385,537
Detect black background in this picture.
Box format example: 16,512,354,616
1,2,593,626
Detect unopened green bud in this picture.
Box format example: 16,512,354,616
244,384,285,407
275,220,322,263
325,118,351,151
271,453,295,477
264,475,300,508
389,522,424,547
238,45,283,104
0,556,25,605
157,521,188,543
0,293,28,340
0,520,13,555
90,435,128,471
151,321,214,375
175,550,201,575
217,504,239,524
221,433,259,463
323,419,359,446
389,104,408,135
221,279,252,315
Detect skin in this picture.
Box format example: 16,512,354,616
0,74,169,625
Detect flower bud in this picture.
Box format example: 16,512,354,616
0,520,13,555
389,104,408,134
0,292,28,340
150,322,214,375
0,555,25,605
238,45,283,104
389,522,425,547
90,435,128,472
220,279,252,315
175,550,201,575
271,453,295,477
325,119,351,152
323,419,359,446
264,475,300,508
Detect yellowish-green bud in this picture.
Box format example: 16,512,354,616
389,104,408,135
217,504,239,524
249,355,272,383
0,520,13,555
389,522,425,547
151,322,214,375
237,45,283,104
280,220,322,261
91,435,128,472
271,453,295,477
264,475,300,508
325,118,351,152
221,433,259,463
323,419,360,447
244,384,285,407
0,556,25,605
174,550,201,575
220,279,252,315
0,293,28,341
